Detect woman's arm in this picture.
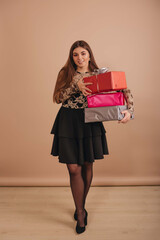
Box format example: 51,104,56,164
56,74,83,104
121,88,134,116
57,81,80,104
117,88,134,123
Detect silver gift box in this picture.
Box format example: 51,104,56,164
84,105,134,123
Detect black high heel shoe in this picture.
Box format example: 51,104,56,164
74,208,88,225
76,222,86,234
75,209,87,234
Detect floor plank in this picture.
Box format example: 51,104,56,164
0,186,160,240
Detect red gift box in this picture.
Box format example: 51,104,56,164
87,92,125,108
83,71,127,94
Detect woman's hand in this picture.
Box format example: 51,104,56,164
118,110,131,124
77,77,93,96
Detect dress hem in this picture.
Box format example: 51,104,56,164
50,153,109,165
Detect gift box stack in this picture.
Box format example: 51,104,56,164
83,68,134,123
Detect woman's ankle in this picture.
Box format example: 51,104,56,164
77,208,85,213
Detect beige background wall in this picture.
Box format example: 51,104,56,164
0,0,160,186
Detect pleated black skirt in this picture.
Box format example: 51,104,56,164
50,106,109,165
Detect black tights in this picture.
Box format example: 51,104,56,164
66,162,93,225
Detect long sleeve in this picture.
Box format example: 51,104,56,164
121,88,134,115
57,82,79,104
58,71,93,108
57,76,81,104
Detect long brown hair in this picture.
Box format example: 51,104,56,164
53,40,99,103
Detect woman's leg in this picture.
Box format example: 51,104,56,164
66,164,86,227
81,162,93,209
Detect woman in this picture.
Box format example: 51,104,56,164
50,40,134,234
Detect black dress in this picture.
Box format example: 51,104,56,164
50,105,109,165
50,70,109,165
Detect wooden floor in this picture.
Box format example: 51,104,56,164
0,186,160,240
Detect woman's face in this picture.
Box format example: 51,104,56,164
72,47,90,70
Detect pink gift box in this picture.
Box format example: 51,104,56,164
87,91,125,108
